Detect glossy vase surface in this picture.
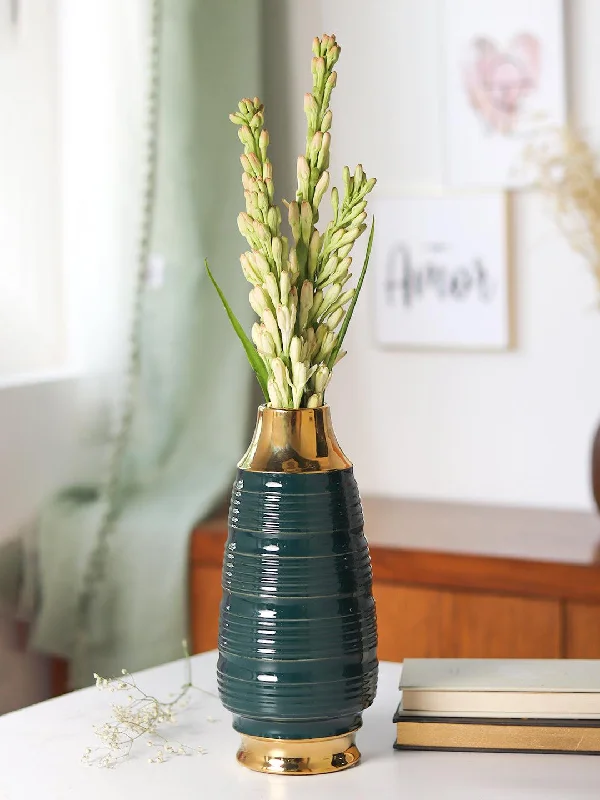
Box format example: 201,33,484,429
217,405,378,774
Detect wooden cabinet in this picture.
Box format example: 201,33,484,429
373,584,561,661
566,603,600,658
189,498,600,661
190,566,222,654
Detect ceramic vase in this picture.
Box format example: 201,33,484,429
217,404,378,775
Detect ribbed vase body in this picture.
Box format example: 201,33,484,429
217,466,378,740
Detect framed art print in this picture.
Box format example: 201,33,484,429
373,193,511,351
442,0,566,188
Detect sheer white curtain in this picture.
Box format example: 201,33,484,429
59,0,149,477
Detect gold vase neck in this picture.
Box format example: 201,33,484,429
238,405,352,473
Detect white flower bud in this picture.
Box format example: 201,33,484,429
337,243,353,259
276,304,296,354
342,165,351,196
264,273,279,308
257,191,269,217
320,110,332,133
288,202,301,243
237,212,252,238
262,308,282,353
259,129,269,159
308,230,321,280
292,359,307,389
319,283,342,317
240,253,260,285
272,237,283,273
259,329,276,357
336,224,364,249
305,326,316,357
329,256,352,285
271,358,291,407
299,280,314,330
315,332,336,362
354,164,364,188
309,290,324,323
326,288,355,319
326,307,344,330
252,219,271,245
349,211,367,230
238,125,255,150
268,378,284,408
306,393,321,408
314,57,326,85
309,132,323,166
251,251,270,280
289,336,302,365
240,154,252,175
314,365,331,394
265,177,275,202
249,287,270,318
288,248,299,283
346,200,367,223
297,156,310,196
300,201,313,246
291,361,308,407
331,186,339,218
312,170,330,211
316,132,331,170
318,254,338,286
279,270,291,307
267,207,279,234
247,152,262,177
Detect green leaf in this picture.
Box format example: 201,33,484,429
326,216,375,370
205,259,269,401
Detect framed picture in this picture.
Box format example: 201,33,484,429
442,0,566,188
372,193,511,351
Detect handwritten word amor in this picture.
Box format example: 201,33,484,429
384,242,497,308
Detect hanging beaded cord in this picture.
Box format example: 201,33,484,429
75,0,162,653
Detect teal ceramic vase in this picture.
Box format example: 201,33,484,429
217,405,378,774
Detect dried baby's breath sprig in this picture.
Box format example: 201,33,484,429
207,33,376,409
528,127,600,297
82,643,217,768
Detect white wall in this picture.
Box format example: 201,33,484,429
0,378,80,712
266,0,600,511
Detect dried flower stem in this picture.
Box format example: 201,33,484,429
529,126,600,297
83,644,217,768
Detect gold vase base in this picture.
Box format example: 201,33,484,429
236,731,361,775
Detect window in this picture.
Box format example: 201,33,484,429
0,1,64,379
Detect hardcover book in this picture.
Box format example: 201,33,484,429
400,659,600,718
393,711,600,755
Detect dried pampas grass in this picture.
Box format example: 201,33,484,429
528,128,600,297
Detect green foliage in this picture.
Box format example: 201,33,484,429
205,260,269,401
327,217,375,371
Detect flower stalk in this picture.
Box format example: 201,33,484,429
211,33,376,408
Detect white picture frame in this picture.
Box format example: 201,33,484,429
372,193,511,351
442,0,566,188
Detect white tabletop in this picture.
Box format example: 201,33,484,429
0,651,598,799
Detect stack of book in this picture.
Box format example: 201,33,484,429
394,659,600,755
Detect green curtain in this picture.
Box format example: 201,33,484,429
24,0,261,687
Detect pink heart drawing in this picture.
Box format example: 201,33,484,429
462,33,541,135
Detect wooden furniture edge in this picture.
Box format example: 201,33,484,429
191,519,600,604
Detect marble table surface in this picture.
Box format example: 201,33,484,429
0,650,599,799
